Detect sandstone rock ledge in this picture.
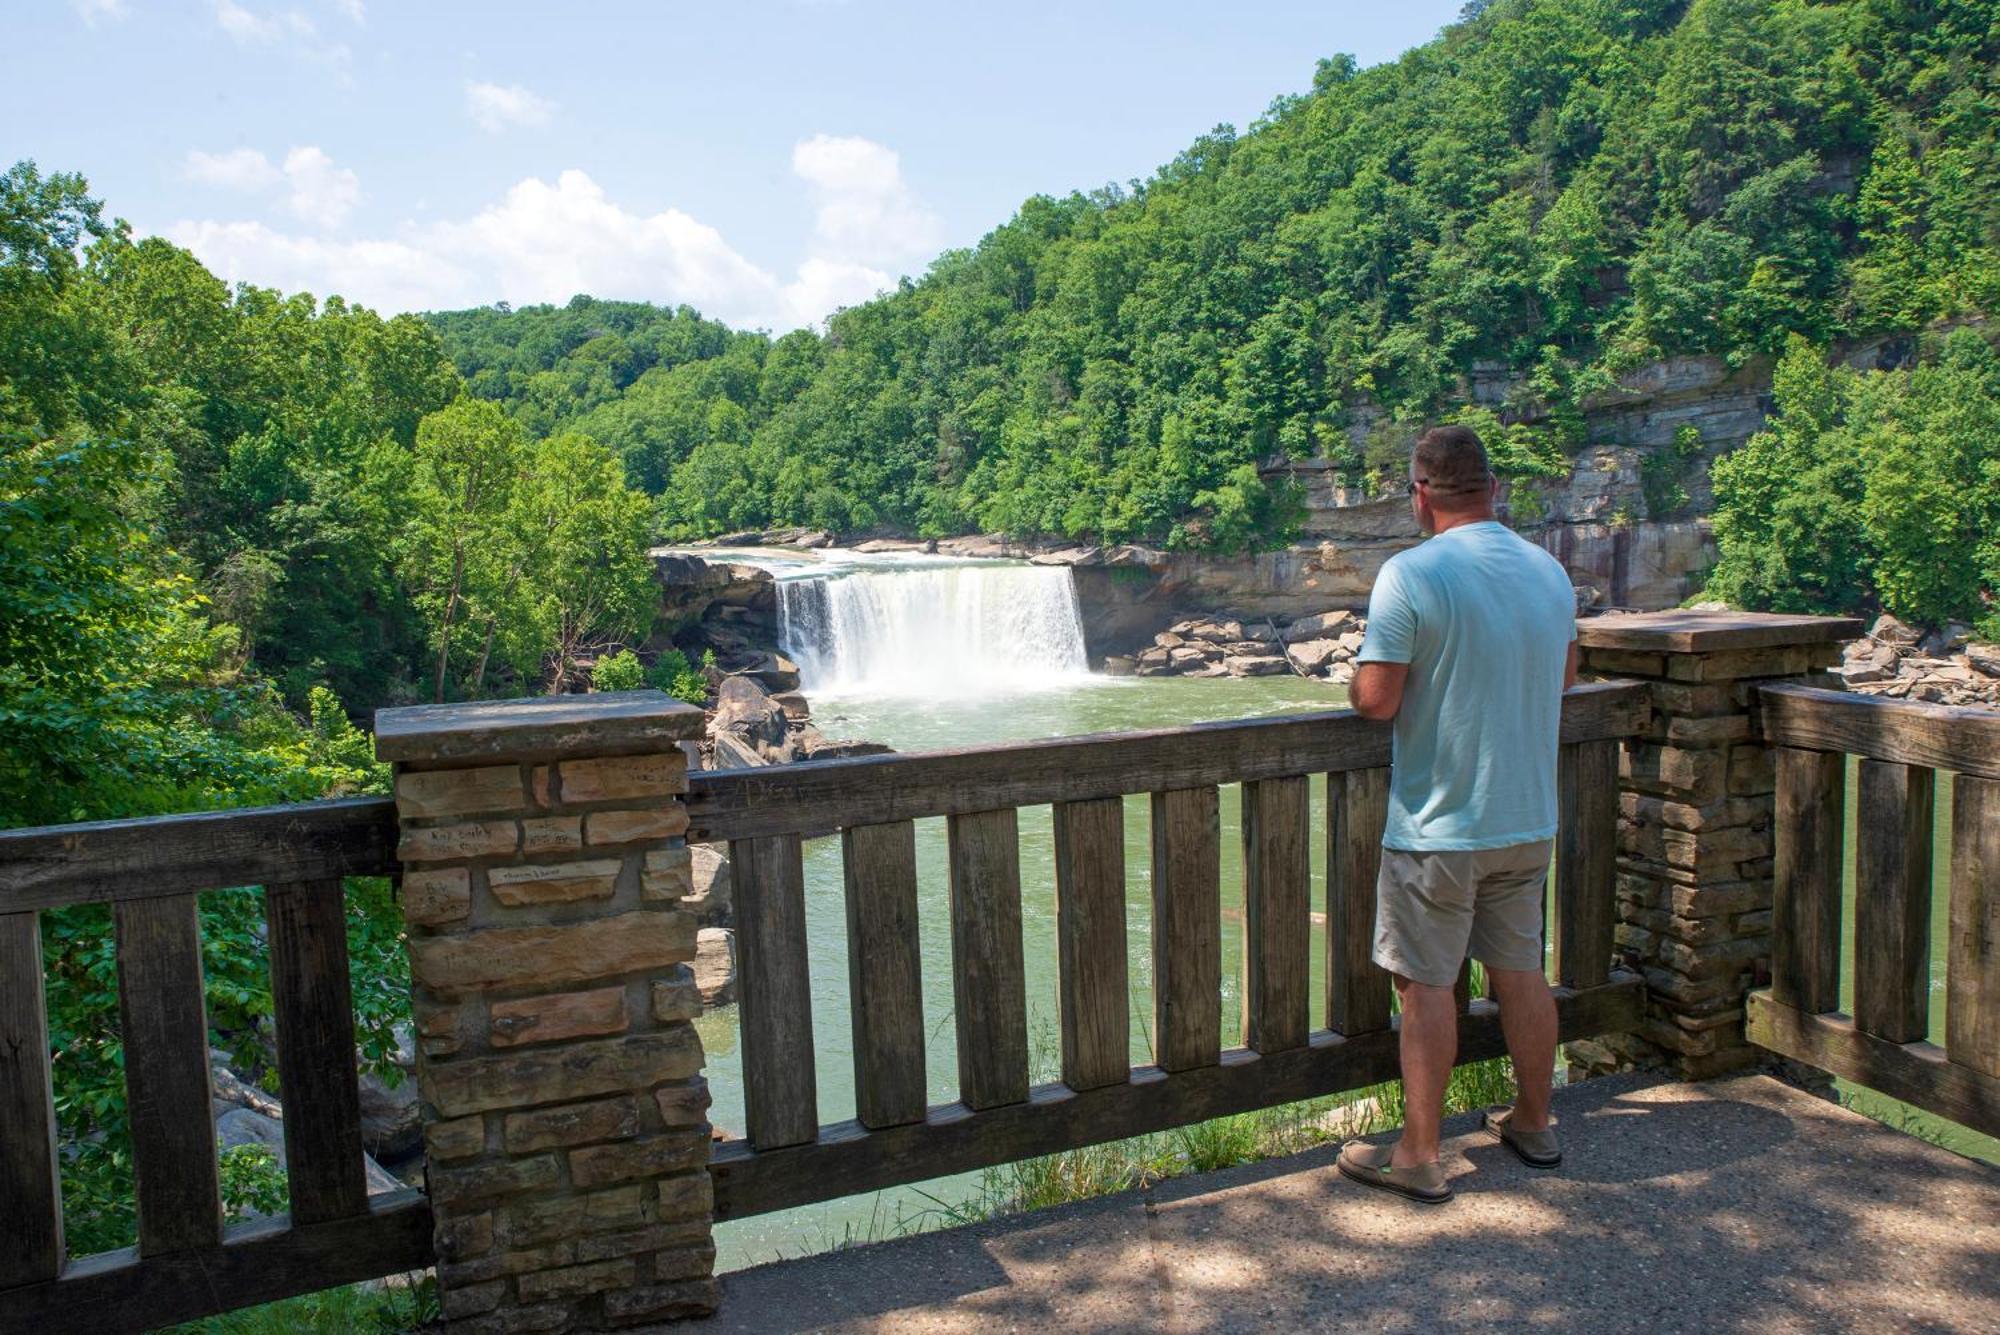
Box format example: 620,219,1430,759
1839,614,2000,708
1104,609,1368,686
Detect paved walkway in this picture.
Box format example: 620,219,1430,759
700,1073,1998,1333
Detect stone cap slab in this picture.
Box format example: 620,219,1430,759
1577,610,1863,655
376,691,705,767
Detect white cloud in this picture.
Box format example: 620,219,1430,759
186,147,281,192
279,146,361,227
72,0,127,26
213,0,312,43
212,1,352,79
792,133,942,269
465,81,554,133
183,145,361,229
166,136,942,330
334,0,364,21
167,220,472,312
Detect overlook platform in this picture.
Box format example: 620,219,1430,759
705,1073,1999,1333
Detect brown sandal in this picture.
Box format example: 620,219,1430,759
1336,1141,1453,1204
1483,1106,1562,1168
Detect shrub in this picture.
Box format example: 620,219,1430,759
592,649,644,692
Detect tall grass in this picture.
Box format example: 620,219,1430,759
164,1273,437,1334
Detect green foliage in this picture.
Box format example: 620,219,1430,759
646,648,713,705
1641,424,1704,519
1708,329,2000,630
592,649,644,692
218,1144,289,1224
166,1275,439,1334
431,0,1999,552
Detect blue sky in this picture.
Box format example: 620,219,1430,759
8,1,1465,329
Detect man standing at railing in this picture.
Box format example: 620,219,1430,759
1338,424,1579,1205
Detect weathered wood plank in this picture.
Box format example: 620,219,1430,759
1771,747,1845,1015
731,834,817,1149
1151,787,1221,1073
0,797,398,914
1328,767,1392,1036
710,977,1643,1220
1053,798,1130,1091
1949,776,2000,1078
841,821,927,1128
686,682,1650,844
1575,611,1860,655
0,911,63,1287
375,690,697,765
113,894,222,1255
263,880,368,1225
948,809,1029,1109
1555,739,1618,989
1747,995,1999,1140
1759,684,2000,782
1241,777,1310,1054
0,1189,433,1333
1852,762,1934,1044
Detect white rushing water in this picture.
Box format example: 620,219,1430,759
691,547,1093,698
776,554,1092,697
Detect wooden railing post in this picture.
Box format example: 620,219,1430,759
376,692,717,1331
1573,611,1859,1080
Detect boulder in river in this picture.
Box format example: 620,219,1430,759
695,928,736,1005
712,674,789,752
1283,609,1359,644
1870,613,1921,646
688,843,732,927
1287,638,1340,674
1225,655,1290,677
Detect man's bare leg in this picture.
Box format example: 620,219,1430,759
1390,973,1457,1169
1487,967,1557,1131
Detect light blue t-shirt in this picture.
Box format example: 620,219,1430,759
1357,520,1577,851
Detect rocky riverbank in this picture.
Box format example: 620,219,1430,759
1837,615,2000,707
1104,609,1367,686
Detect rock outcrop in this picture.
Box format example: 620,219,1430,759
1131,610,1365,686
1840,614,2000,707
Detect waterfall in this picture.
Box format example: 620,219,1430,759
776,558,1091,698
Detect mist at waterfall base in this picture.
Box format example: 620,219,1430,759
687,549,1344,1271
775,553,1093,700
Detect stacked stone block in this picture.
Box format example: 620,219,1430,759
377,693,717,1332
1569,619,1852,1080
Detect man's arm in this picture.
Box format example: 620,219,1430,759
1564,640,1579,691
1352,661,1408,721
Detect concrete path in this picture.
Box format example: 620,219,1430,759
699,1073,1998,1333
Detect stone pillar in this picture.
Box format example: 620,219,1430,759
375,692,718,1332
1568,612,1858,1081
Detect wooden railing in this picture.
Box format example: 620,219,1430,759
0,797,429,1332
687,680,1650,1221
1750,685,2000,1138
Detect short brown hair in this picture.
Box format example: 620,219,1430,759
1412,425,1493,498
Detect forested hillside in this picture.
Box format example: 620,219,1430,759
432,0,1999,559
0,166,675,830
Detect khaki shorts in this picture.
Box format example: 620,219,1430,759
1371,839,1552,987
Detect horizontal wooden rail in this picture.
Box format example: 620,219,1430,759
709,976,1642,1220
0,797,399,913
0,1189,433,1332
1757,684,2000,781
1746,995,1999,1139
688,680,1648,843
